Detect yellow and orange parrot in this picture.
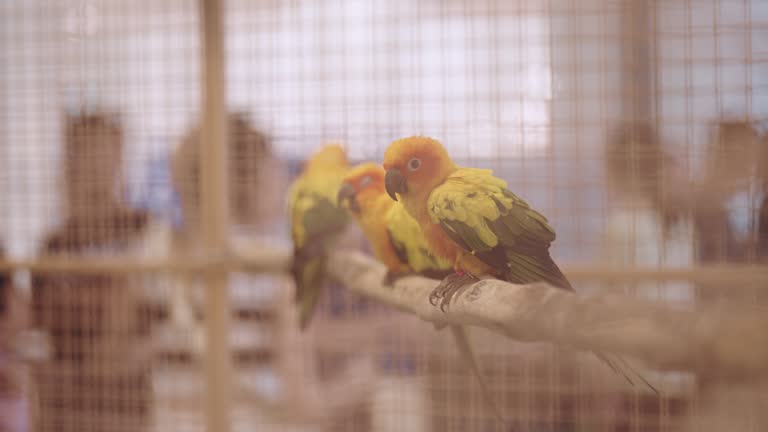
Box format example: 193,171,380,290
382,136,657,393
337,162,452,282
288,144,351,329
337,162,501,417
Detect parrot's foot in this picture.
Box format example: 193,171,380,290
382,270,415,287
429,271,479,311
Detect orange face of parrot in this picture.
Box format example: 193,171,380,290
382,136,456,202
337,163,386,215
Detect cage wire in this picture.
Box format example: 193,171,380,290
1,0,768,431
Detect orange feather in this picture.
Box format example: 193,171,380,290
383,136,497,275
340,163,412,273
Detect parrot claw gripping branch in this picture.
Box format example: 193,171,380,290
429,271,480,311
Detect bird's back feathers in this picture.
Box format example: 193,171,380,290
288,160,350,330
428,168,571,290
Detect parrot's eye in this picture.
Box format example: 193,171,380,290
360,175,372,188
408,158,422,171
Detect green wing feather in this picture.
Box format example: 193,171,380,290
429,169,658,394
289,178,349,330
428,168,571,290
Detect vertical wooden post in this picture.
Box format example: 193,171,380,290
199,0,231,431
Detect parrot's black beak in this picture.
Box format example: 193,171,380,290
337,183,360,213
384,168,407,201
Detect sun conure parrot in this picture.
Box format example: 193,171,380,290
288,144,351,330
337,162,452,281
382,136,658,393
337,162,502,418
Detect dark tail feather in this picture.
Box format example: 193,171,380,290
504,252,574,292
515,255,656,394
291,248,327,330
449,325,503,421
543,255,573,291
290,249,305,304
594,351,659,395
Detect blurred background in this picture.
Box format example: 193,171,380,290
1,0,767,431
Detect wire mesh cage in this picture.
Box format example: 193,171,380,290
1,0,767,431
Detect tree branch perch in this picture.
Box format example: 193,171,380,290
327,250,768,377
5,243,766,377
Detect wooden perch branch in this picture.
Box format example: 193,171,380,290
326,250,768,377
4,241,768,377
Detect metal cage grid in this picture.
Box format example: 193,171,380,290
1,0,767,431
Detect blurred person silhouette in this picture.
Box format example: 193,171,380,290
0,246,14,340
678,121,768,432
758,127,768,259
695,120,765,263
173,113,308,407
171,117,374,424
605,120,766,273
0,244,29,432
602,122,696,415
603,122,694,304
694,120,768,309
167,112,286,355
31,111,153,432
172,112,285,238
755,125,768,263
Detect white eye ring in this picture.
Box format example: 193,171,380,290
359,175,372,188
408,158,422,171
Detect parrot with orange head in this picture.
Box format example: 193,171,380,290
288,144,351,329
382,136,657,394
337,162,452,282
337,162,502,419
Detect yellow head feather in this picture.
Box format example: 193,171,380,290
305,143,349,173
